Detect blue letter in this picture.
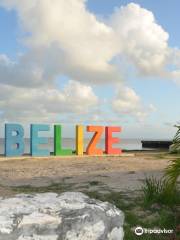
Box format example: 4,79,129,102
30,124,50,156
5,124,24,157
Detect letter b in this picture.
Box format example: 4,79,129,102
5,124,25,157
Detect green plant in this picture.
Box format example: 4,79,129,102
165,158,180,187
142,177,179,206
142,126,180,207
142,177,164,205
169,125,180,154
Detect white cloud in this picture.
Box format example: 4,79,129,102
0,80,98,122
0,1,179,87
0,0,179,85
109,3,180,83
110,3,170,76
0,54,46,87
112,85,156,121
0,0,119,72
0,1,179,126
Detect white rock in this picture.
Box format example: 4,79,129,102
0,215,15,234
0,192,124,240
108,227,124,240
65,221,105,240
17,235,58,240
18,212,61,228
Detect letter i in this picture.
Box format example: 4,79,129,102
76,125,84,155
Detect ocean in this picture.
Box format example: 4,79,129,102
0,138,144,155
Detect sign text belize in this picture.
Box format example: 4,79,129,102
5,124,122,157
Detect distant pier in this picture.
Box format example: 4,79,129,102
141,140,172,149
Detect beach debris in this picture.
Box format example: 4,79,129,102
0,192,124,240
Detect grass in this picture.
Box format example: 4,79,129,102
140,175,179,239
10,182,73,194
154,153,179,160
154,153,170,159
142,177,180,206
88,181,101,186
85,190,179,240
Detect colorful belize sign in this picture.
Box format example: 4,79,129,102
4,124,122,157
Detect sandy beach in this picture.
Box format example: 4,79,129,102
0,151,173,197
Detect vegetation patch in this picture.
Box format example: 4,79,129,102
85,190,179,240
10,182,74,194
142,176,180,206
88,180,101,186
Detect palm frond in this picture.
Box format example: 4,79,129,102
169,125,180,154
165,158,180,186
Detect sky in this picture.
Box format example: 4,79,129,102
0,0,179,139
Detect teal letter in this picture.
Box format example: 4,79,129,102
5,124,24,157
31,124,50,156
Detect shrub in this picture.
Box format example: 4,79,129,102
142,177,179,206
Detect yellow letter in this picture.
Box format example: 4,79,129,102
76,125,84,155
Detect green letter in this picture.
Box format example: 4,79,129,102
54,125,73,156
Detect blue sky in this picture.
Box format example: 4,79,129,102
0,7,18,58
0,0,179,139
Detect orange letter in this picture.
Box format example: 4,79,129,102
105,126,122,155
86,126,104,155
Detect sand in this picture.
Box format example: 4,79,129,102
0,152,174,197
